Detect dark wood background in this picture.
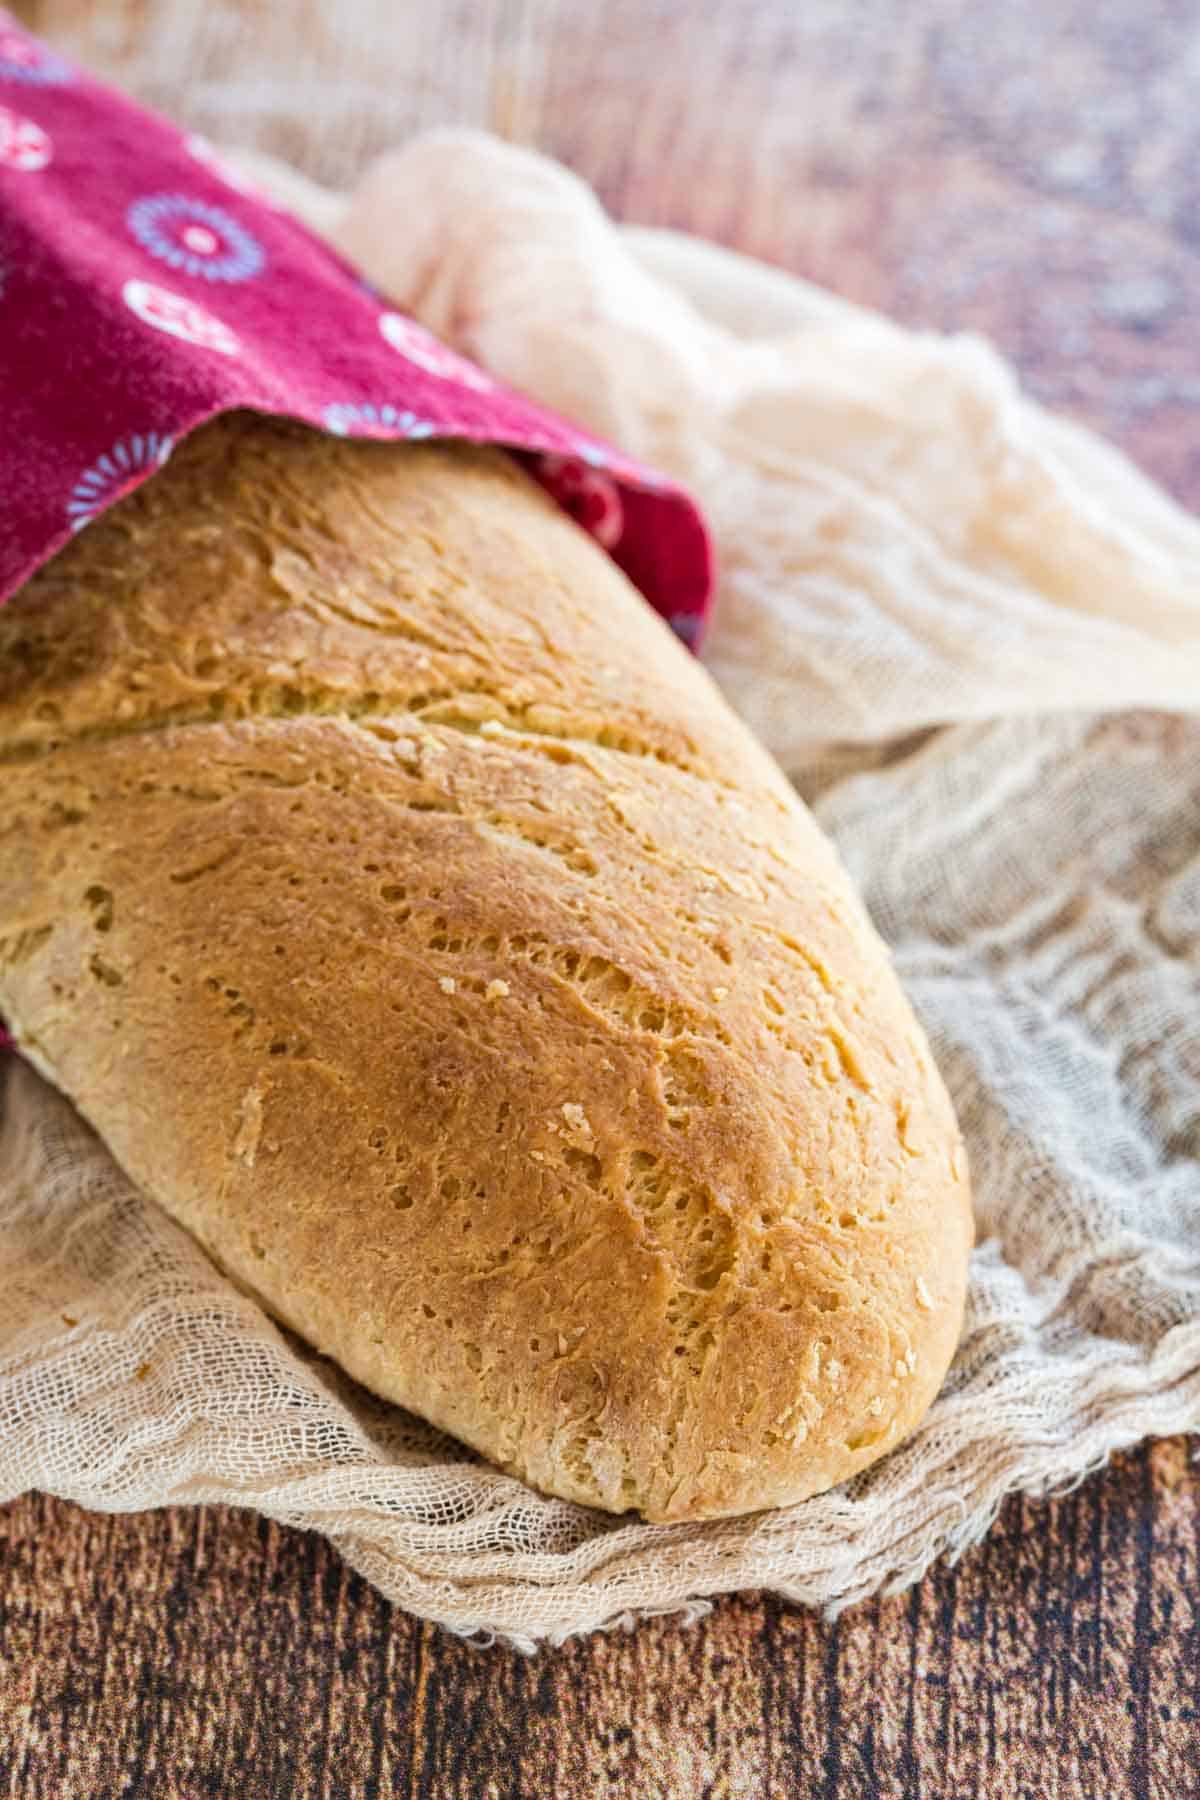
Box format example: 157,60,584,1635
4,2,1200,1794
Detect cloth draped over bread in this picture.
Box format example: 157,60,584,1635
0,24,711,641
2,129,1199,1649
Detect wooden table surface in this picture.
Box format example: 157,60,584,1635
4,3,1200,1795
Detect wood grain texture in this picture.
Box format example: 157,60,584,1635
3,0,1200,1794
2,1442,1199,1797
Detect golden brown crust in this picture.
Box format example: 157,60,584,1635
0,413,971,1520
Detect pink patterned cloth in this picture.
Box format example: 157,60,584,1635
0,13,713,641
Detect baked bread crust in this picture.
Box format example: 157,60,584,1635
0,414,971,1520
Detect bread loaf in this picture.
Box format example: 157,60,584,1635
0,412,971,1521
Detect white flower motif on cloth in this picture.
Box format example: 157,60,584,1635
122,278,240,354
66,432,173,532
0,104,50,170
378,310,494,391
0,27,71,85
537,452,625,549
127,194,265,283
323,402,437,438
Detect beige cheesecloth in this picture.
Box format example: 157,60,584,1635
3,131,1199,1650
